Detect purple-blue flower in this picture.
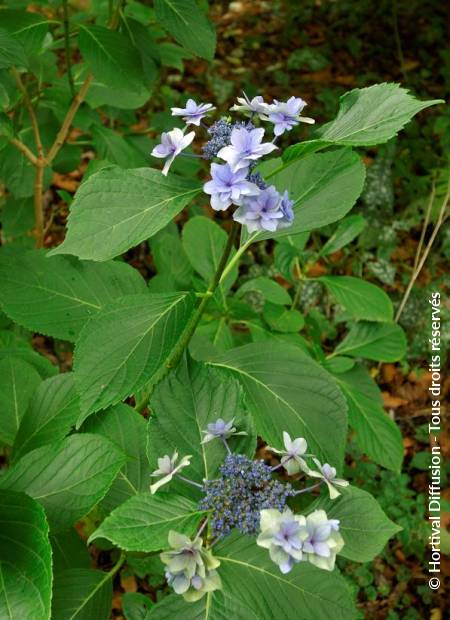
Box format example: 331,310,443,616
217,127,277,172
265,97,315,136
257,508,306,574
279,190,295,228
233,186,284,233
203,163,259,212
151,128,195,176
171,98,216,126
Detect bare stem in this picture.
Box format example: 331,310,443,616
45,74,93,165
177,475,203,489
293,481,323,496
34,162,45,248
395,174,450,323
413,178,435,272
62,0,75,97
13,69,44,159
9,138,38,165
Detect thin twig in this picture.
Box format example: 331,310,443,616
395,174,450,323
392,0,407,83
34,163,45,248
45,73,93,165
9,137,38,165
413,178,435,272
62,0,75,97
13,68,44,159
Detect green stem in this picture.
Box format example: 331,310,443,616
290,257,303,310
135,221,240,412
62,0,75,97
219,231,259,286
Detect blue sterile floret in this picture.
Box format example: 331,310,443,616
199,454,293,538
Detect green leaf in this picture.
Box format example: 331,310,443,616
334,321,407,361
209,342,348,468
182,216,238,295
89,493,205,552
255,149,365,241
284,84,443,162
0,490,52,620
0,28,28,69
0,332,57,378
123,592,154,620
49,166,201,261
236,276,291,305
155,0,216,60
150,222,193,288
319,214,367,256
215,533,356,620
334,365,403,472
92,125,148,168
310,486,401,562
0,434,126,530
52,568,112,620
74,292,195,421
317,83,443,146
263,302,304,333
147,360,256,488
12,372,80,462
81,404,152,511
78,25,145,93
148,590,258,619
0,356,41,445
319,276,393,322
0,10,48,56
0,197,34,237
51,529,91,574
0,250,147,341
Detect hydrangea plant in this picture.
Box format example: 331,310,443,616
0,59,442,618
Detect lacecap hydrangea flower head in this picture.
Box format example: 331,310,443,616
150,417,350,602
151,91,315,234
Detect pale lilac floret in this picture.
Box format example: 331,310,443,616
150,451,192,494
230,92,270,119
203,163,259,212
307,457,349,499
278,190,295,228
233,185,284,233
217,127,277,172
267,431,308,475
257,508,306,574
151,128,195,175
201,417,247,445
266,96,315,136
301,510,344,571
171,98,216,126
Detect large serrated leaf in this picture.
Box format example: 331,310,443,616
334,321,406,361
320,276,393,322
49,166,201,261
251,148,365,242
215,533,356,620
12,373,80,462
334,365,403,472
74,292,195,421
52,568,112,620
0,250,147,341
81,403,152,511
0,434,126,531
309,486,401,562
155,0,216,61
0,491,52,620
89,493,205,552
208,342,348,469
283,84,443,163
0,356,41,445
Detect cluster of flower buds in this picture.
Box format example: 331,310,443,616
151,92,315,234
150,417,348,598
160,530,221,602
